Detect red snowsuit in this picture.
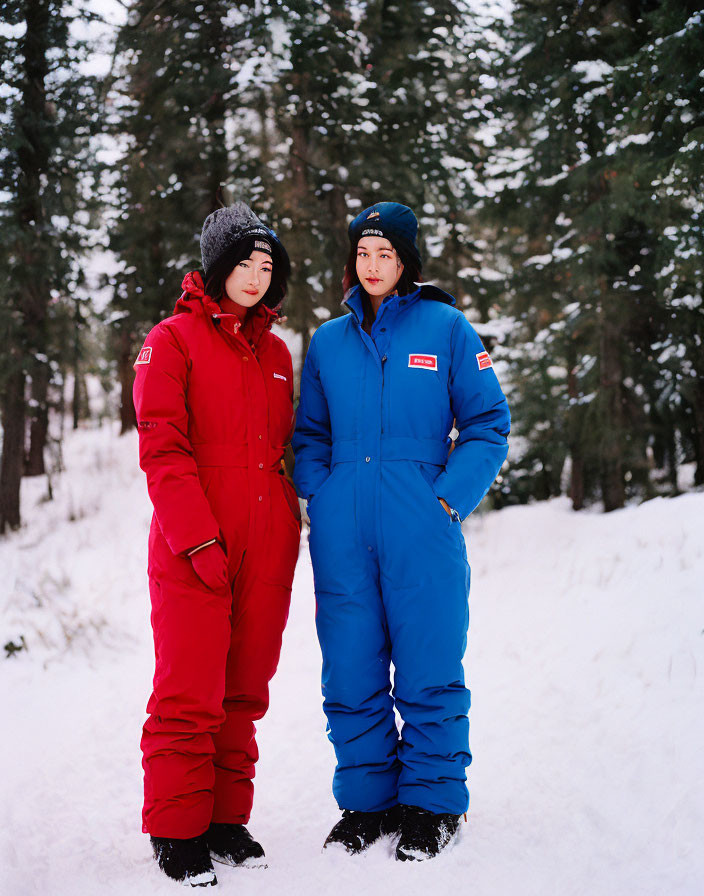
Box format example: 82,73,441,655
133,271,301,838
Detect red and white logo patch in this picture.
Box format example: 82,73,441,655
134,346,152,366
273,372,287,381
408,354,438,371
476,351,493,370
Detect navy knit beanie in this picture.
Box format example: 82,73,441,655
348,201,423,272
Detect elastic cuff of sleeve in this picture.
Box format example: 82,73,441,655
187,537,218,556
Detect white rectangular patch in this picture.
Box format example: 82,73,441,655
134,346,152,366
273,372,287,381
408,353,438,371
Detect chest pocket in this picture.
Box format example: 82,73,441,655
188,335,246,445
386,348,451,438
265,367,294,446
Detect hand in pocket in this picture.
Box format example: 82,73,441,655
438,497,454,517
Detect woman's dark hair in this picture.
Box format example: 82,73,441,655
204,236,290,311
342,242,422,296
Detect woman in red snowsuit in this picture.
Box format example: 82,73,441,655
133,202,301,886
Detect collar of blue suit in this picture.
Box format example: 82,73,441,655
342,282,455,325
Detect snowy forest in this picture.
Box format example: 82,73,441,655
1,3,703,895
1,0,702,530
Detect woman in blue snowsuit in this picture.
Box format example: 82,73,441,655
292,202,510,861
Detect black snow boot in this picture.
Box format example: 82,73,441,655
395,805,462,862
206,823,266,867
323,805,402,854
150,833,217,887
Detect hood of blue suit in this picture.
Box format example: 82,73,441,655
342,283,456,325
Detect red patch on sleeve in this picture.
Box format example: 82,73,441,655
134,346,152,366
476,351,493,370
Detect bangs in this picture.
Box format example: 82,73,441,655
203,236,290,311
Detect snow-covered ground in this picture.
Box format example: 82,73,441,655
1,422,702,895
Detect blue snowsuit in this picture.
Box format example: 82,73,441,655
292,283,510,815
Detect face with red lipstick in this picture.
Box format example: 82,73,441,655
355,236,404,301
224,251,273,308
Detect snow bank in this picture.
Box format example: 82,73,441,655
1,424,702,895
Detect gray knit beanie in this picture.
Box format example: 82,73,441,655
200,201,274,281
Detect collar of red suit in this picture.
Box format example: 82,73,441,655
175,271,278,343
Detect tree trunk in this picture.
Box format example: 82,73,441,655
200,14,229,215
691,379,704,487
205,108,228,215
599,304,625,511
25,362,49,475
72,368,81,431
566,342,585,510
72,356,81,431
72,296,83,430
447,219,466,308
56,370,65,473
18,0,52,476
0,369,26,532
570,450,585,511
288,113,314,384
327,184,349,312
119,327,137,434
663,405,679,495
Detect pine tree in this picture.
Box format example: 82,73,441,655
0,0,100,530
351,0,488,296
106,0,244,430
482,0,703,509
232,0,492,367
620,3,704,486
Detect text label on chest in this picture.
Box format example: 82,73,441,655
408,354,438,371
